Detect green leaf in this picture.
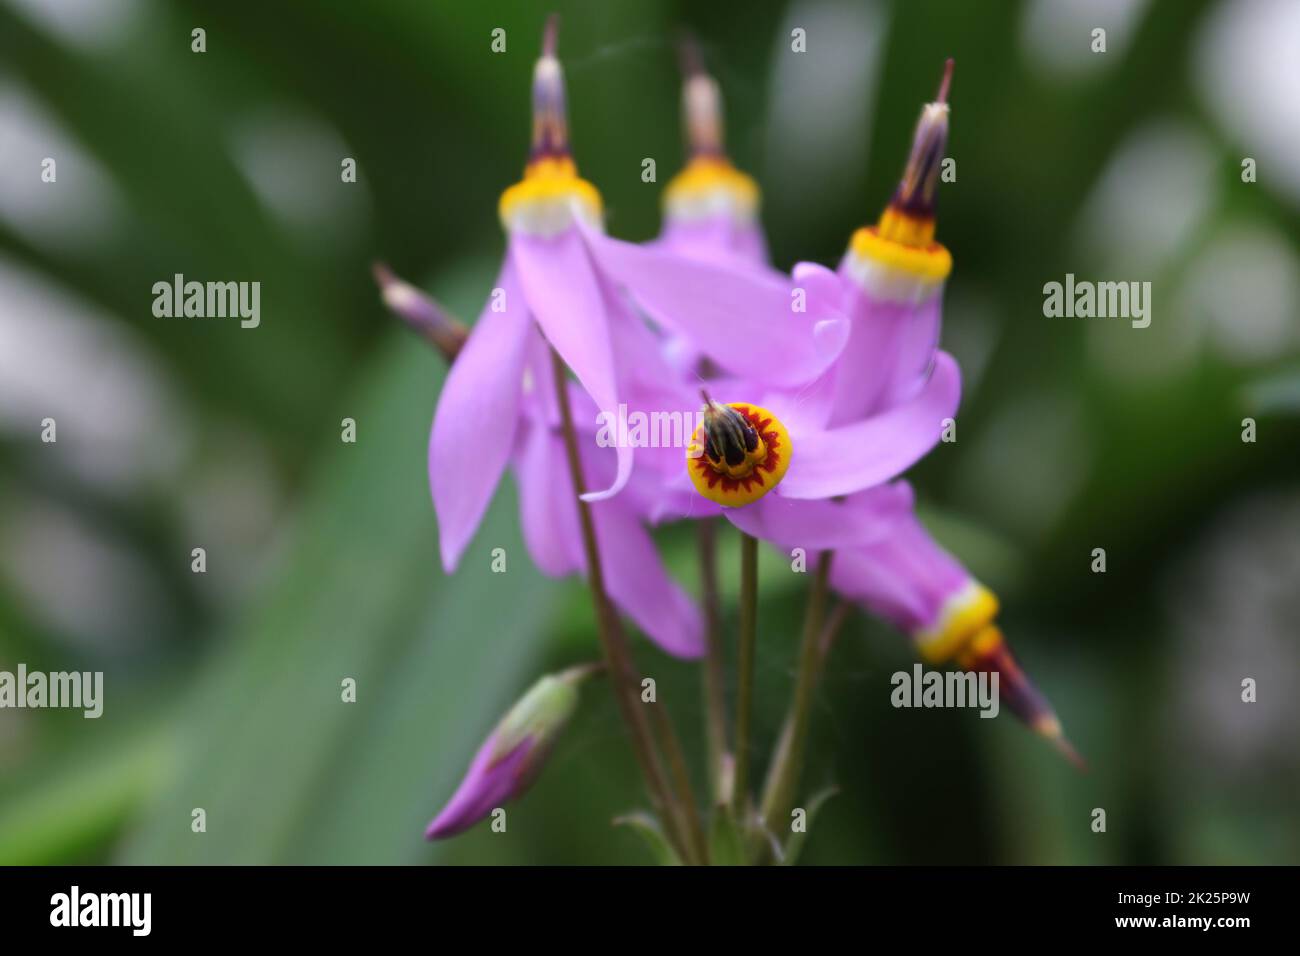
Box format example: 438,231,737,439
708,803,748,866
780,786,840,866
118,263,558,863
612,811,682,866
0,726,172,865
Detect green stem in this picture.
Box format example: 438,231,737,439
733,532,759,816
696,519,729,801
651,701,710,865
758,551,833,840
549,349,700,864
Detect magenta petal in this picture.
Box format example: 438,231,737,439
582,226,848,387
826,283,945,426
881,293,944,407
828,498,970,636
429,263,530,572
779,351,961,500
425,733,534,839
516,379,702,656
657,216,769,267
515,420,583,578
522,323,562,429
510,231,632,503
725,484,911,550
792,260,846,310
593,498,705,659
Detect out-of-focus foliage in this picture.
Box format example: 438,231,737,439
0,0,1296,864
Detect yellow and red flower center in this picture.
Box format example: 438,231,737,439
687,400,791,507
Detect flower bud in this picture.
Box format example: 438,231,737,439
425,665,594,839
371,262,467,362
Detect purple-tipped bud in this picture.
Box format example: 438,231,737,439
831,501,1082,768
889,58,952,221
371,262,467,362
530,14,570,160
425,664,595,839
955,628,1086,770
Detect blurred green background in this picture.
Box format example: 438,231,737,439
1,0,1297,864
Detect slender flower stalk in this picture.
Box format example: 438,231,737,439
759,551,833,841
818,600,852,671
696,519,729,800
649,696,709,864
549,348,705,863
732,531,759,815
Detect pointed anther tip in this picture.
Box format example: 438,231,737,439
371,260,395,287
1044,728,1088,772
936,57,954,104
542,13,560,58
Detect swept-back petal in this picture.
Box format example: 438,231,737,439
593,497,705,659
429,264,530,572
828,497,967,635
657,217,768,267
582,226,848,387
826,286,945,426
514,419,584,578
725,483,911,550
514,377,703,657
778,351,961,500
510,230,632,502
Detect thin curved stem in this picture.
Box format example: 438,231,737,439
759,551,833,838
733,532,759,815
651,700,709,864
696,519,728,801
549,348,702,864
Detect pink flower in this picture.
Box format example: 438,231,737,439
430,23,630,574
381,20,704,658
587,60,963,519
625,55,1076,759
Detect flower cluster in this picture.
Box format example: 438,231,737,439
375,17,1080,864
